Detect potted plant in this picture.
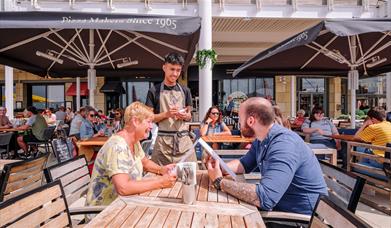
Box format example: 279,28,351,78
196,49,217,69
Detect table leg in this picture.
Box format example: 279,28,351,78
78,145,95,162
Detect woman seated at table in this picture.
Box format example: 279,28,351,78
80,109,105,140
200,106,231,149
112,108,124,133
302,107,341,154
85,102,176,210
292,109,306,128
0,106,12,129
43,108,56,125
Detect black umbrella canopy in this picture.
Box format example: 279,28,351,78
0,11,201,78
233,19,391,78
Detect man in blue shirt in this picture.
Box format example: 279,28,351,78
207,97,327,215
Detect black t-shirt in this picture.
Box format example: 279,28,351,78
145,83,192,114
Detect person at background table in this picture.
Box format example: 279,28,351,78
112,108,124,133
224,96,234,117
86,102,176,212
145,52,196,165
80,109,105,140
16,106,48,154
0,106,12,129
55,106,67,123
43,108,56,125
69,107,87,140
273,105,291,130
301,106,341,153
200,106,232,149
65,107,74,124
354,107,391,168
292,109,306,128
98,109,108,121
206,97,327,216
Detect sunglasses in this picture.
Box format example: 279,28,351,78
115,113,121,115
89,114,95,117
315,112,324,115
210,112,220,116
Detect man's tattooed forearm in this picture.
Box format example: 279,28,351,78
221,179,261,207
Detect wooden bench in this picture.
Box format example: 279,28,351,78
347,141,391,215
0,180,72,227
0,154,48,202
309,196,371,228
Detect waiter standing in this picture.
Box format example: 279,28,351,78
146,53,196,165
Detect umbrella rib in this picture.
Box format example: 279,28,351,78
48,29,89,62
95,35,141,63
355,31,391,63
114,30,164,61
301,35,338,69
47,29,84,72
0,29,62,53
311,41,351,66
75,29,90,61
356,35,368,73
94,30,115,69
131,31,188,53
44,36,88,64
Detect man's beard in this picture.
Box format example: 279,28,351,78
241,121,255,137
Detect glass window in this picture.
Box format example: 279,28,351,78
0,85,16,107
31,84,64,110
221,77,274,103
126,82,150,104
47,85,64,109
299,78,325,92
32,85,46,110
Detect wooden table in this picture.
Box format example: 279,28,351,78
0,159,20,170
202,135,254,143
86,171,265,228
311,147,337,166
77,136,108,161
0,128,22,132
327,134,364,143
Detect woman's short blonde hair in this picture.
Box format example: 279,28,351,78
123,101,154,124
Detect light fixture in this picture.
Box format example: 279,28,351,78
366,56,387,68
36,50,64,64
322,49,346,64
117,58,138,68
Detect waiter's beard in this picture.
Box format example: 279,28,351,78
241,121,255,138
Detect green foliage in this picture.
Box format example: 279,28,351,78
196,49,217,69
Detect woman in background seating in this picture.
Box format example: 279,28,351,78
273,105,291,129
302,106,341,151
113,108,124,133
200,106,231,149
292,109,306,128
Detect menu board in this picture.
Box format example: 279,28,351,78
52,138,73,162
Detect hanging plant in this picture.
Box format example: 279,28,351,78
196,49,217,69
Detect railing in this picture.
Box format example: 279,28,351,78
18,0,383,11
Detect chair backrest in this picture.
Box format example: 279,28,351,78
0,153,49,202
0,180,72,228
384,143,391,179
43,126,56,141
44,155,90,206
319,160,366,213
309,196,371,228
0,132,13,146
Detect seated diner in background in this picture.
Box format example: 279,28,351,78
273,105,291,129
0,106,12,129
200,106,232,149
206,97,327,216
16,106,48,154
354,107,391,161
292,109,306,128
43,108,56,125
301,106,341,152
69,107,87,140
80,109,105,140
85,102,176,211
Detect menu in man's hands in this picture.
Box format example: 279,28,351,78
196,138,237,181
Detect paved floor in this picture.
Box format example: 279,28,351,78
356,202,391,228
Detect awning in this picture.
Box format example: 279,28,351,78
100,82,125,94
66,82,88,96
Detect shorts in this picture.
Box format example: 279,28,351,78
23,134,41,143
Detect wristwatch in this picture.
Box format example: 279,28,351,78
213,177,223,190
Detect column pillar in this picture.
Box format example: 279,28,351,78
198,0,213,119
76,77,81,111
290,76,296,117
387,73,391,112
5,66,14,119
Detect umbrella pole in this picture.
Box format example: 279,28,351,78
387,73,391,112
76,77,81,111
348,36,358,129
88,29,96,108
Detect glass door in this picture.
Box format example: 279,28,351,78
298,92,325,116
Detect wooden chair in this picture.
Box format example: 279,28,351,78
309,195,371,228
0,132,13,158
0,180,72,228
319,160,366,213
0,153,48,202
347,141,391,214
44,155,105,214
